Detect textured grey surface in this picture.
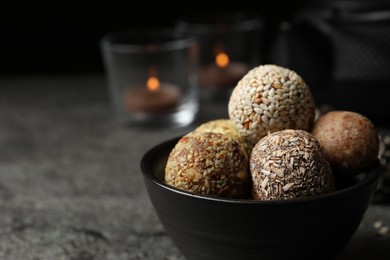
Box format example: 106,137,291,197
0,75,389,260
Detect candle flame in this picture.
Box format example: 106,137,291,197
215,52,230,68
146,76,160,92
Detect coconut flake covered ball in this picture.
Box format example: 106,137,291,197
250,129,335,200
312,110,379,176
194,119,253,157
165,131,250,198
228,64,316,146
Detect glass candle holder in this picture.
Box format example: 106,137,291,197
100,29,199,128
176,12,263,101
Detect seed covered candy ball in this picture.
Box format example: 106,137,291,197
312,110,379,176
165,131,250,198
228,64,316,146
194,119,253,157
250,129,335,200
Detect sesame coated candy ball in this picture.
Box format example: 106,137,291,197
250,129,335,200
228,64,316,146
194,119,253,157
165,131,250,198
312,110,379,176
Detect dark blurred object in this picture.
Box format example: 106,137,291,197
375,131,390,204
267,0,390,126
176,12,263,101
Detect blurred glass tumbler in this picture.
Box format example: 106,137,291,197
176,12,263,100
100,29,199,128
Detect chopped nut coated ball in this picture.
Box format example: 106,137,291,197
165,132,250,198
250,129,335,200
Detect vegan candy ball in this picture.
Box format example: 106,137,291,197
165,131,250,198
228,64,316,146
311,110,380,176
250,129,335,200
194,119,253,156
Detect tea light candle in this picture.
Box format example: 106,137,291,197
198,52,249,89
124,76,181,113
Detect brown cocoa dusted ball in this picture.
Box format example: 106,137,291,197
311,110,379,176
250,129,335,200
165,131,250,198
228,64,316,146
194,119,253,157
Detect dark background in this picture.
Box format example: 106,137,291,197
0,3,308,75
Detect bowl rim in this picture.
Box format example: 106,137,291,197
141,136,381,205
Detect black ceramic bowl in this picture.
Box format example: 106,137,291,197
141,136,381,260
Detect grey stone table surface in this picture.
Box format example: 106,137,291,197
0,75,389,260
